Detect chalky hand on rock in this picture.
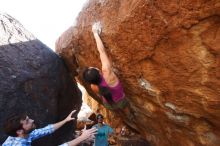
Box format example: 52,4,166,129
92,22,102,35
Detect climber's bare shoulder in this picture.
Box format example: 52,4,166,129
102,69,119,87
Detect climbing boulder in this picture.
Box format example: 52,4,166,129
56,0,220,145
0,13,82,145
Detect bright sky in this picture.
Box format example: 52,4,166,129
0,0,88,50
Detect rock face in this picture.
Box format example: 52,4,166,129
0,13,82,145
56,0,220,146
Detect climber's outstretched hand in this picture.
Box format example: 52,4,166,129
92,22,102,35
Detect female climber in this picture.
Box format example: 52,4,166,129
82,22,131,116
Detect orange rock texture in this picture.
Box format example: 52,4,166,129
56,0,220,145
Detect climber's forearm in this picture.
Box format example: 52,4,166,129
93,33,112,71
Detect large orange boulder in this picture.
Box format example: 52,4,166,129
56,0,220,145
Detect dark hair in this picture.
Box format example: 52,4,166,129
82,67,101,84
96,114,104,119
83,67,114,104
4,113,27,136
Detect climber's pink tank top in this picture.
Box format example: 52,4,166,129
99,75,125,103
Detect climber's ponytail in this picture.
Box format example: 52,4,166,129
98,85,114,104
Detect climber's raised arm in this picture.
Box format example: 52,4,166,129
92,23,118,84
92,24,111,73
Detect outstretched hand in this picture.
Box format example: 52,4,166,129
65,110,76,122
65,125,97,146
52,110,77,131
80,125,97,141
92,22,102,35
